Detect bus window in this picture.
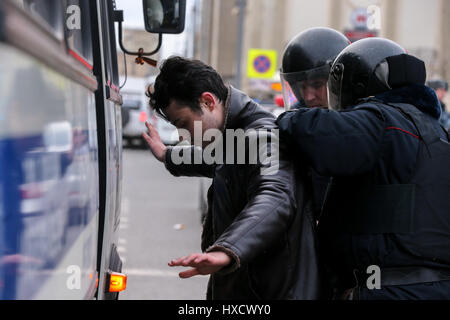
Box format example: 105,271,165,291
66,0,93,65
106,0,119,86
21,0,63,37
100,0,119,87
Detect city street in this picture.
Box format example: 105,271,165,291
118,146,210,300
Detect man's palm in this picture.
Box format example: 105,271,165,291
168,252,231,278
142,121,167,162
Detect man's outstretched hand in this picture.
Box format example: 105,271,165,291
168,251,231,278
143,121,167,162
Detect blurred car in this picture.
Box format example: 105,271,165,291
122,98,179,146
121,98,146,145
257,94,286,118
152,114,180,145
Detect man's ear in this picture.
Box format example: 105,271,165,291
200,92,217,111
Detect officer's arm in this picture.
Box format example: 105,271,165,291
276,106,385,176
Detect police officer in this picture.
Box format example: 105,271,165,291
280,27,350,222
277,37,450,299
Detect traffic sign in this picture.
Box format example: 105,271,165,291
247,49,277,79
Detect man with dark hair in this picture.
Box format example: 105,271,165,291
142,56,320,300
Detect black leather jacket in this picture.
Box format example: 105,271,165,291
164,86,321,299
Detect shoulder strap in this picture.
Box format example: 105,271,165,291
384,102,441,146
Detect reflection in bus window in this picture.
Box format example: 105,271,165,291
144,0,183,32
22,0,62,34
146,0,164,30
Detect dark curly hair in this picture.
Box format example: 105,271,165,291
146,56,228,120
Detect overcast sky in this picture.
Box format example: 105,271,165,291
115,0,195,59
115,0,146,29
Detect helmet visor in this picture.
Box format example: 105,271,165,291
327,62,345,111
280,79,299,110
280,64,331,110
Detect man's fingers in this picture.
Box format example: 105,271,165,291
169,253,207,267
181,253,203,266
145,121,163,142
142,131,151,141
145,121,153,131
193,254,209,265
168,256,189,266
169,254,201,267
168,253,226,279
179,268,200,279
145,121,156,136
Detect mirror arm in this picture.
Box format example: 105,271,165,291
114,10,163,56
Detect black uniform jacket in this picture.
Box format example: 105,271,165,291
277,84,450,297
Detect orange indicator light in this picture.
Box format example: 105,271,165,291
108,272,127,292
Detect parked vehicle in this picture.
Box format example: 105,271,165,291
0,0,186,300
121,77,178,147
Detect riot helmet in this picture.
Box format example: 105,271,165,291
280,27,350,109
328,37,427,110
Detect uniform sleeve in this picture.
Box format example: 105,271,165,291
276,106,386,177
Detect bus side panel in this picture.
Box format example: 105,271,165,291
0,43,99,299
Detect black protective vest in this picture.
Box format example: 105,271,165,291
320,102,450,270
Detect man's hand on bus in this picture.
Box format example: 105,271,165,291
143,121,167,162
168,251,231,278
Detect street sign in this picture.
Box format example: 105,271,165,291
247,49,277,79
350,7,368,29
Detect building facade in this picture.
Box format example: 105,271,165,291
197,0,449,104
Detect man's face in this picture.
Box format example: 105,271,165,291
164,93,224,148
435,88,447,101
297,78,328,108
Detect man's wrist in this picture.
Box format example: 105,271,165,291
159,146,167,162
206,245,240,275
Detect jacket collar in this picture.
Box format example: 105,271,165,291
223,85,253,130
372,84,442,119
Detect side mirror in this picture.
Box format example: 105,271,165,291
143,0,186,34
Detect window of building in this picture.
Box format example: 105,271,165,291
22,0,63,37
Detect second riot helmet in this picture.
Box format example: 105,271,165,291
328,37,427,111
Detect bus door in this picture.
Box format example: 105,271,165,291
91,0,123,300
